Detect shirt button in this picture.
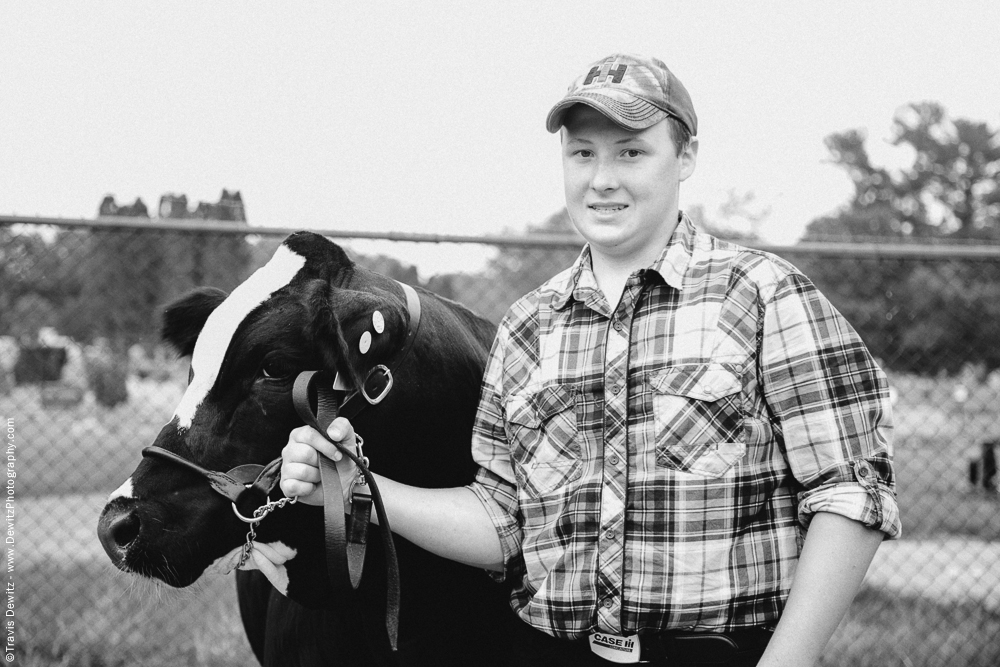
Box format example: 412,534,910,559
603,597,613,608
608,454,620,465
611,383,623,395
605,529,617,540
613,321,623,332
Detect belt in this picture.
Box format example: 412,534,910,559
638,628,774,666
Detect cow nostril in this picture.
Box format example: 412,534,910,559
110,512,141,548
98,507,143,565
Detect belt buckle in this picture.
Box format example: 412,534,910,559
588,632,642,664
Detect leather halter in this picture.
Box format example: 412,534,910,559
142,280,421,651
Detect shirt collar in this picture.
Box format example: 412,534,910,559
552,213,697,311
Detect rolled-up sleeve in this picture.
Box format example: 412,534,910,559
761,272,901,539
466,322,524,579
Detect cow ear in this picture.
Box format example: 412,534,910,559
161,287,229,357
302,279,410,393
300,279,362,387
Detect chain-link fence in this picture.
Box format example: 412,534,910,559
3,217,998,666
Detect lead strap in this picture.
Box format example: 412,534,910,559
292,369,400,651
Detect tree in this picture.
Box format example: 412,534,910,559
0,227,55,339
477,208,582,323
805,102,1000,241
800,103,1000,373
60,197,166,347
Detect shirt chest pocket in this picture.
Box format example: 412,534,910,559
649,365,746,478
505,385,582,498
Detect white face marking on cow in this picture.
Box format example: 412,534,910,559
108,477,133,502
173,245,306,429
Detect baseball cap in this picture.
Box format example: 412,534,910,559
546,53,697,136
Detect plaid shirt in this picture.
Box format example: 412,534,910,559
468,214,900,639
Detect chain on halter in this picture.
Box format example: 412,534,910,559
235,495,298,568
232,434,365,568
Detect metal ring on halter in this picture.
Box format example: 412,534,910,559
232,502,262,524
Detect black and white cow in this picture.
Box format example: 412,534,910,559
97,232,517,666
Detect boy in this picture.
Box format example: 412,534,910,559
281,54,899,666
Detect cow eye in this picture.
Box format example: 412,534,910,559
260,360,291,380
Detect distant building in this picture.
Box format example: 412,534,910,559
99,195,150,217
156,190,246,222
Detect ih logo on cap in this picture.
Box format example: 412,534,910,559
583,63,628,86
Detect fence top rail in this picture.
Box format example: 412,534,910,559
4,214,1000,260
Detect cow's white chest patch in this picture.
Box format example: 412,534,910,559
173,245,306,429
207,541,298,595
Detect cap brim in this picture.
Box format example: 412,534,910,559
546,92,668,133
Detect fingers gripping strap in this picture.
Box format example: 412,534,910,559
292,370,401,650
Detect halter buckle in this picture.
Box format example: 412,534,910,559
361,365,393,405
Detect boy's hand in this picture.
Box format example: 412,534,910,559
280,417,359,508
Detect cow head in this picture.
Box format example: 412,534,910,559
96,232,415,603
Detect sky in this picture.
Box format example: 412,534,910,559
4,2,1000,275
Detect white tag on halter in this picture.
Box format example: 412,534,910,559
372,310,385,333
359,331,372,354
588,632,641,664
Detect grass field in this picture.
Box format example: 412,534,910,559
18,561,1000,667
822,589,1000,667
19,561,255,667
6,370,1000,665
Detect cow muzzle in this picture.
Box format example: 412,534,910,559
97,501,141,570
97,499,203,586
